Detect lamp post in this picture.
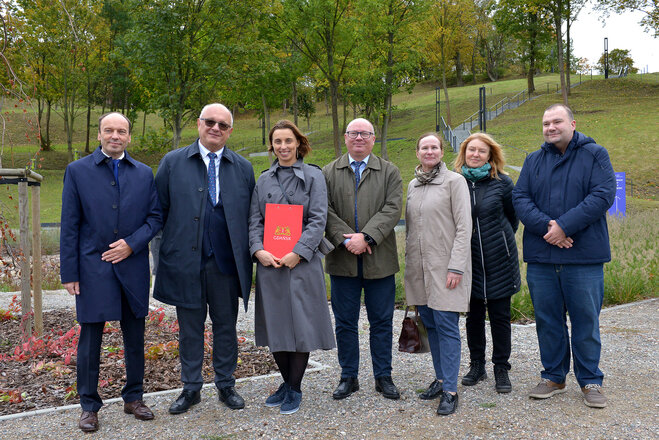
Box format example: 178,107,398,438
604,37,609,79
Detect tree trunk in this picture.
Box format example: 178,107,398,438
171,114,182,150
85,103,91,153
142,111,147,138
566,11,572,94
329,78,342,158
527,12,538,93
554,0,569,105
342,92,347,136
291,81,298,127
45,101,52,151
471,43,477,85
440,34,452,126
455,51,464,87
63,71,74,163
262,92,271,138
325,89,329,116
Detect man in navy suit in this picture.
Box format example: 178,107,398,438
60,112,162,432
154,103,255,414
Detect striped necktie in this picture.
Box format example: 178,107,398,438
351,161,364,231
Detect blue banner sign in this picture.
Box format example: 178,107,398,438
608,172,626,217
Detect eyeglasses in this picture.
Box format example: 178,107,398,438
200,118,232,131
346,131,374,140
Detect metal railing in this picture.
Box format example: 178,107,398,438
439,116,459,152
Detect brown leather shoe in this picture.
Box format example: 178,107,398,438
79,410,99,432
124,400,155,421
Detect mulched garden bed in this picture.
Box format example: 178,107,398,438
0,308,277,416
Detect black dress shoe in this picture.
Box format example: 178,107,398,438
332,377,359,400
419,379,443,400
437,392,458,415
219,386,245,409
169,390,201,414
375,376,400,400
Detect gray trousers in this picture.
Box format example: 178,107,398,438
176,258,240,391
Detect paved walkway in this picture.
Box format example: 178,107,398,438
0,292,657,439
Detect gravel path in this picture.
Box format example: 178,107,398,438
0,289,657,439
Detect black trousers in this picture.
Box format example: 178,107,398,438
77,290,145,412
465,296,512,370
176,258,240,391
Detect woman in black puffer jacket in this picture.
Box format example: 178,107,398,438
454,133,520,393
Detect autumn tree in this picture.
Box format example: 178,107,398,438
597,48,638,74
423,0,475,125
273,0,359,158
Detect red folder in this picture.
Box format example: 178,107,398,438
263,203,303,259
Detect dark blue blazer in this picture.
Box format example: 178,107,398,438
60,147,162,323
153,141,255,310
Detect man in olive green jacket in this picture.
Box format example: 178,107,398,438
323,118,403,401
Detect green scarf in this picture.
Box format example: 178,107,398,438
461,163,491,182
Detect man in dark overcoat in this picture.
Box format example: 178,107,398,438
60,112,162,432
154,103,255,414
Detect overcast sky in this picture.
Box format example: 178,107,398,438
571,4,658,73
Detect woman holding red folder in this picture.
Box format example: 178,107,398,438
248,120,335,415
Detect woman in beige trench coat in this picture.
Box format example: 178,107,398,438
404,132,472,415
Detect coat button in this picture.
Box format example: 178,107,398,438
198,188,203,192
111,181,116,186
112,204,117,209
192,246,197,251
194,216,199,221
113,229,118,234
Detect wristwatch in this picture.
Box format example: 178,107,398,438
363,233,375,246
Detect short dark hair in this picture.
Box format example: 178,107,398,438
98,112,132,133
545,103,574,121
268,120,311,158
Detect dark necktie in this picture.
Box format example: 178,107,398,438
112,159,120,190
352,161,364,232
208,152,217,205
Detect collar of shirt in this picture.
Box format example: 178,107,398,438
101,151,125,161
348,154,369,177
198,141,222,202
198,142,224,165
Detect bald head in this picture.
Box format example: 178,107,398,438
344,118,375,161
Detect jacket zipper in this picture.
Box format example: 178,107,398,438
471,181,487,304
501,230,511,257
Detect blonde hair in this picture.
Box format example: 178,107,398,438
454,133,508,179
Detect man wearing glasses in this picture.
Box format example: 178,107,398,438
154,103,255,414
322,118,403,401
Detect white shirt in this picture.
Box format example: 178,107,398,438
101,151,125,160
198,142,224,203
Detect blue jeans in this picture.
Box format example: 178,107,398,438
527,263,604,387
417,306,461,393
330,261,395,379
